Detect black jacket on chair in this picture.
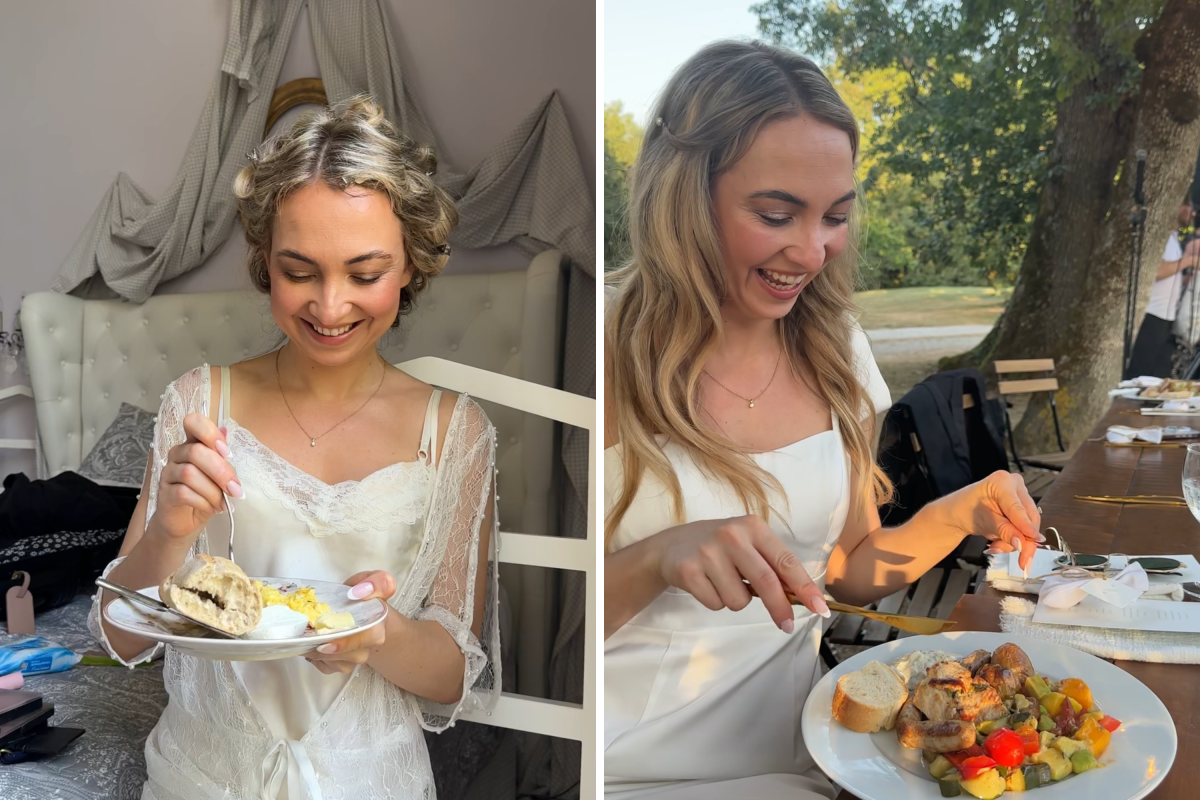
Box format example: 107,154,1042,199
878,368,1008,526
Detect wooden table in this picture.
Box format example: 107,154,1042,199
840,398,1198,799
1034,397,1200,556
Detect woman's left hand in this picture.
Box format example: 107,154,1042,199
305,570,397,675
948,471,1045,572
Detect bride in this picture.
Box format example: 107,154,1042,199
89,97,499,800
603,41,1041,799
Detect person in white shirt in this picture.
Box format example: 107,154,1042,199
1126,197,1198,378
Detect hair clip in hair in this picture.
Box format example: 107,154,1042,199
436,243,452,256
426,171,434,177
247,151,260,164
655,117,664,127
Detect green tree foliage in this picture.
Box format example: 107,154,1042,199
605,142,632,272
604,103,644,272
755,0,1085,286
605,101,645,166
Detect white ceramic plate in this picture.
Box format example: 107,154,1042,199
103,577,387,661
802,632,1175,800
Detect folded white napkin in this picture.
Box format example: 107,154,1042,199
1106,425,1163,443
1001,596,1200,664
1039,562,1149,608
1161,399,1200,411
1119,376,1167,388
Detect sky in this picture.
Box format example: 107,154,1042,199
604,0,763,125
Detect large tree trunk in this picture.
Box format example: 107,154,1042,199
945,0,1200,454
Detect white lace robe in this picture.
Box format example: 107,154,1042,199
87,366,501,800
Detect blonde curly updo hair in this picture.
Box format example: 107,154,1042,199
234,95,458,323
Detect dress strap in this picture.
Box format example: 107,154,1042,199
418,389,443,466
218,366,232,426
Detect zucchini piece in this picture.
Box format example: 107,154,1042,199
1008,711,1034,729
1038,714,1057,732
1052,736,1089,758
1022,764,1048,789
929,755,955,780
1012,693,1033,713
1006,767,1027,792
1070,750,1098,774
939,775,963,797
977,717,1008,736
1025,675,1052,699
960,770,1006,800
1031,748,1072,781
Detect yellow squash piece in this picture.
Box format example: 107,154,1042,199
1040,692,1068,718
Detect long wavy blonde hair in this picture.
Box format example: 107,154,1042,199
605,40,893,548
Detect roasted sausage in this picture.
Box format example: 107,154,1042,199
991,643,1034,683
896,697,976,753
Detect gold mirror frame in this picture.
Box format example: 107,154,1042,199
264,78,328,136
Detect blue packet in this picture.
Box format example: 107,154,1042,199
0,634,82,675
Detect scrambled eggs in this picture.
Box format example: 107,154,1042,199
253,580,330,625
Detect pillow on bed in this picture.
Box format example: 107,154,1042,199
77,403,156,488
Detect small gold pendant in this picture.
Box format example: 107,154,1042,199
749,400,755,408
310,439,317,447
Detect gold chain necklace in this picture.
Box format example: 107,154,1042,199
276,349,386,446
702,347,783,409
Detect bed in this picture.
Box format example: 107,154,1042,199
0,250,564,799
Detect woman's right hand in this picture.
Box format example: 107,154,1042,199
148,413,244,545
653,515,829,632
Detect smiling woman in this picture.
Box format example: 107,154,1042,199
602,40,1043,800
88,96,499,800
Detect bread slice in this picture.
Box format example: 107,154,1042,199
831,661,909,733
160,554,262,636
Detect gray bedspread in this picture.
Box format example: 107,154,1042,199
0,593,166,800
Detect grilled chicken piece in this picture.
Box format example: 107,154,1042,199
991,643,1034,683
914,661,1007,722
958,649,992,675
976,663,1022,699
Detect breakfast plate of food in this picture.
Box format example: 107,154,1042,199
101,554,388,661
802,632,1175,800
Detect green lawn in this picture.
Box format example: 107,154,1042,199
854,286,1013,329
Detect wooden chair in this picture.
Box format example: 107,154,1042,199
993,359,1071,472
821,565,977,666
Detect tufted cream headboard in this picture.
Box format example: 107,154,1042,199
21,250,564,537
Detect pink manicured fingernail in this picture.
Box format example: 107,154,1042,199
227,480,245,499
780,618,794,634
215,439,231,459
316,644,336,654
812,596,831,619
348,582,373,600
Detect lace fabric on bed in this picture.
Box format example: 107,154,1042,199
88,365,501,799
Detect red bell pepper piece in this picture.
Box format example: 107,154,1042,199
1018,727,1041,755
1099,714,1121,732
959,755,999,781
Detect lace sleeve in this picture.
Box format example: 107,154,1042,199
406,395,500,731
86,366,212,667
